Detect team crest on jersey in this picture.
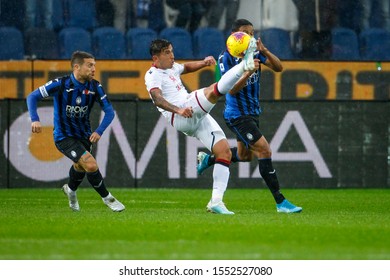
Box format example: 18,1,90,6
75,96,82,105
71,151,77,158
246,133,253,141
83,89,95,95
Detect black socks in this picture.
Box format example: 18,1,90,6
68,166,109,198
258,158,285,204
68,166,85,191
86,169,109,198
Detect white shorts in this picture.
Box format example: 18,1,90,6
169,88,226,151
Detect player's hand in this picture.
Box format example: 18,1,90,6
31,121,42,133
256,37,268,53
203,56,216,66
178,107,193,118
89,132,101,143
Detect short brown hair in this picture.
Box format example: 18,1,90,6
70,51,95,68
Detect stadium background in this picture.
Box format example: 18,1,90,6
0,61,389,189
0,0,389,189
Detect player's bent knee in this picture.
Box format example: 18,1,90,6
212,138,232,161
78,158,99,173
85,162,98,173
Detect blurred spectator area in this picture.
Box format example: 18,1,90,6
0,0,389,61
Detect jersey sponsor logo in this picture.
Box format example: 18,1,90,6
66,105,88,118
83,89,95,95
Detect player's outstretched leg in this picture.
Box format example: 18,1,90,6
212,36,258,97
62,184,80,211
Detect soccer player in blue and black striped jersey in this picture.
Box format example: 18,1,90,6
197,19,302,213
26,51,125,212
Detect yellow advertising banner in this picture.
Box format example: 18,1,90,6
0,61,32,99
276,61,389,100
0,60,389,100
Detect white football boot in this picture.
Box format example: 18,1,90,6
62,184,80,211
206,200,235,215
243,37,257,71
103,193,125,212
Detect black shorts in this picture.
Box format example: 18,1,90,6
55,138,92,163
225,115,263,148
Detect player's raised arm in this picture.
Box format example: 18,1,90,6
182,56,216,74
257,37,283,72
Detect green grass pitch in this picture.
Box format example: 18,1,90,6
0,188,389,260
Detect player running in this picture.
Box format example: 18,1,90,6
26,51,125,212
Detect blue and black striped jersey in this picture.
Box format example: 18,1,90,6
218,50,267,120
28,74,114,142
